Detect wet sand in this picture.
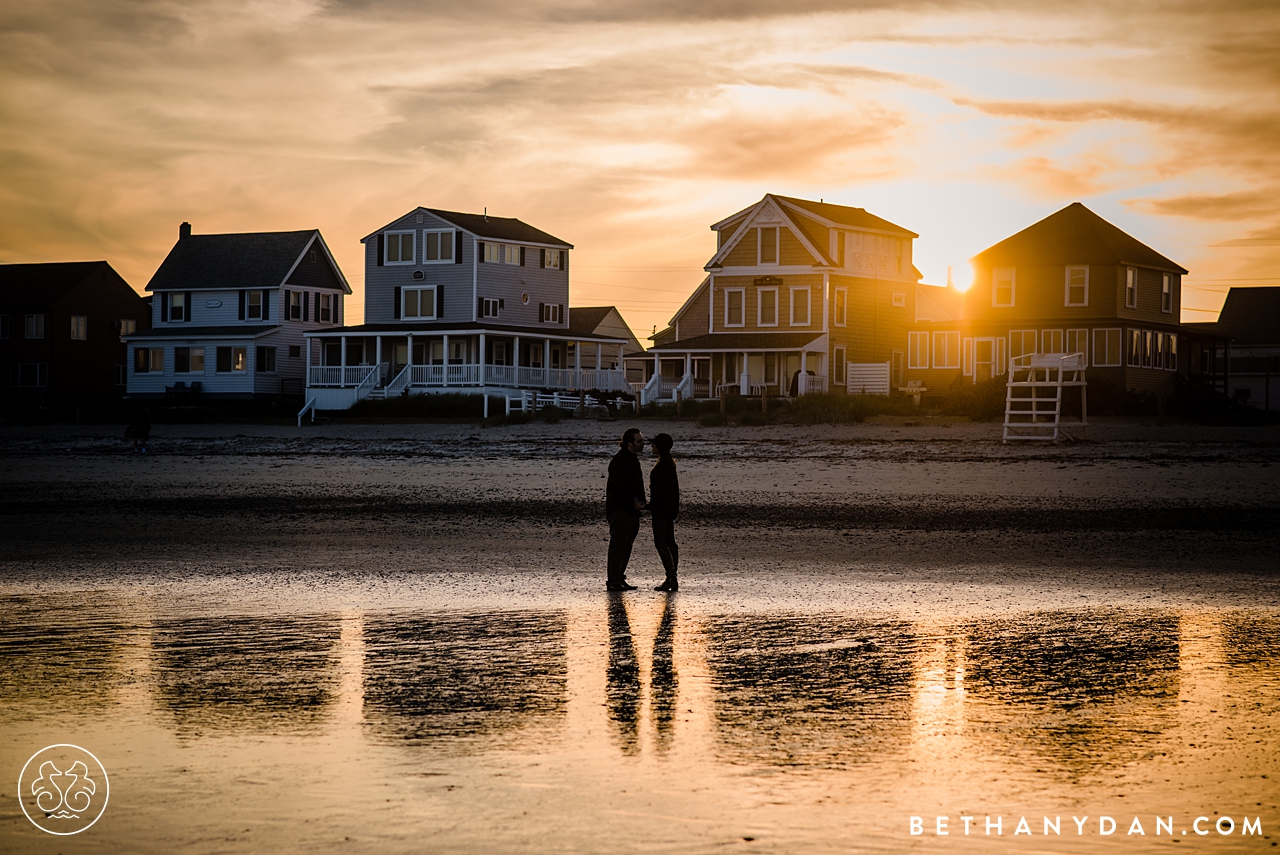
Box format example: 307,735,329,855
1,419,1278,853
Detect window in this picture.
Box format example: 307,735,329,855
759,227,778,264
834,288,848,325
1042,329,1064,354
963,338,973,376
25,314,45,338
1142,330,1153,367
1127,329,1143,367
289,291,303,320
541,303,563,323
542,249,561,269
1009,329,1036,360
449,340,468,364
908,331,928,369
257,346,277,372
1065,266,1088,306
10,364,48,387
932,331,961,369
424,230,454,262
385,231,414,264
319,293,334,323
1166,333,1178,370
216,346,247,372
1066,329,1088,360
891,291,905,308
0,315,8,339
175,347,205,373
70,315,87,340
507,245,522,265
289,345,301,358
481,297,503,318
134,347,164,373
120,319,136,336
993,268,1015,307
758,288,777,326
168,292,186,322
310,250,317,263
1093,328,1121,367
790,288,810,326
245,290,263,321
484,242,502,263
1161,273,1172,313
1125,267,1137,308
725,289,744,327
403,288,437,320
834,346,847,384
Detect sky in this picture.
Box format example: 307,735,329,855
2,0,1278,338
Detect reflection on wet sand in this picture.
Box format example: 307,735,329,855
606,595,640,754
651,594,678,753
362,610,567,744
0,595,126,713
151,615,341,733
706,615,916,768
962,610,1180,773
1220,612,1280,668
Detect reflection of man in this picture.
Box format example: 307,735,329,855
605,428,646,591
606,594,640,754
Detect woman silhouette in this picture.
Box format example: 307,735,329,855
649,433,680,591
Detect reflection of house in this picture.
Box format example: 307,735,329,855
908,203,1193,399
642,194,920,402
1,261,150,414
305,208,638,410
124,223,350,400
1186,286,1280,410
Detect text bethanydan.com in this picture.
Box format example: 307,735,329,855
909,815,1262,838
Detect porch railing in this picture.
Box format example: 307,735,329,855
383,364,411,398
309,365,381,387
354,363,385,402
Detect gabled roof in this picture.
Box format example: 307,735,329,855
569,305,644,352
0,261,126,308
775,196,918,238
146,229,350,293
915,283,963,323
707,194,916,270
362,208,573,248
1199,287,1280,345
972,202,1188,273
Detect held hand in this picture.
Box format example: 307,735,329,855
633,499,645,511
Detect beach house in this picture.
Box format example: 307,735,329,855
304,208,636,410
124,224,350,400
641,194,921,403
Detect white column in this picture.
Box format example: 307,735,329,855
798,350,808,394
340,335,347,385
375,336,382,373
574,340,581,390
544,338,552,387
739,350,749,395
514,335,521,387
479,332,486,386
442,334,449,386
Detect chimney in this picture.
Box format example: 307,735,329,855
180,222,192,240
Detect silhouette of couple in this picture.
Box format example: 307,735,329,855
605,428,679,592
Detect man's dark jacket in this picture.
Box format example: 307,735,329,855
606,448,646,518
649,457,679,519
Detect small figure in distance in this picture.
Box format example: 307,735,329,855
649,433,679,591
605,428,647,591
126,404,151,454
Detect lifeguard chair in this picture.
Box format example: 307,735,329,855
1003,352,1087,442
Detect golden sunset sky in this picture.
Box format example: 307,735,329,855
2,0,1278,337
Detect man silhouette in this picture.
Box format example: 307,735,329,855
605,428,646,591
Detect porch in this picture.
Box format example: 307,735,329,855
302,327,631,410
637,333,830,405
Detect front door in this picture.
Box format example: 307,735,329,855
974,338,996,382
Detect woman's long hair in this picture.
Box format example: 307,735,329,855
653,433,674,464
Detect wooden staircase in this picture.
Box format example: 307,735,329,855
1003,353,1088,442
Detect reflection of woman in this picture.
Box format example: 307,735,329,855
649,433,679,591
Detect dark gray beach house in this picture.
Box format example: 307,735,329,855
304,207,636,410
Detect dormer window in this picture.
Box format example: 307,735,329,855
424,230,454,262
385,231,414,264
993,268,1015,307
168,292,186,321
759,227,778,264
